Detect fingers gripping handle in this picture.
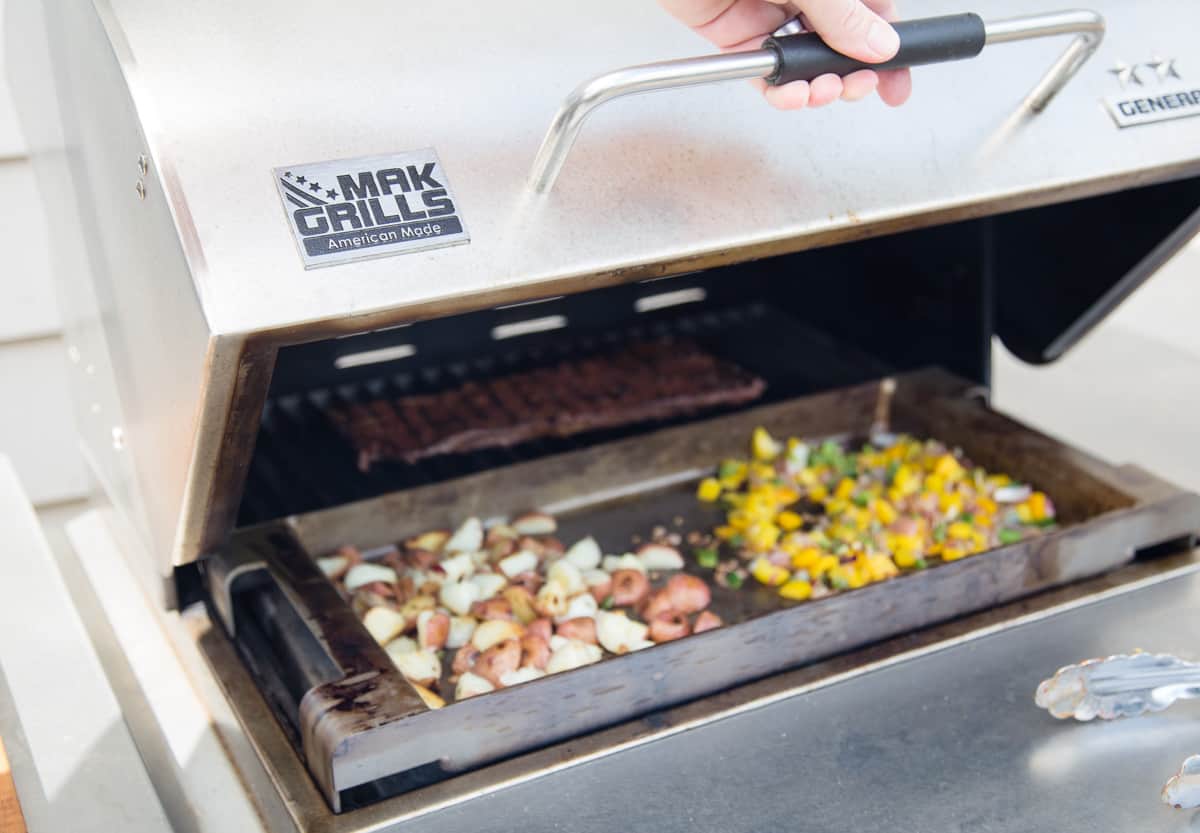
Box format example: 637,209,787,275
762,13,987,86
529,10,1103,193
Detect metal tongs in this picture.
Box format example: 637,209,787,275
529,8,1105,192
1036,652,1200,808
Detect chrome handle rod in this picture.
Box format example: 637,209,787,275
984,9,1105,112
529,9,1105,194
528,50,778,194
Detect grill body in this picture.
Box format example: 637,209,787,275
7,0,1200,827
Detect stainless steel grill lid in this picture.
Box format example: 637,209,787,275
9,0,1200,585
42,0,1200,337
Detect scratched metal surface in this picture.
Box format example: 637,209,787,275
399,566,1200,833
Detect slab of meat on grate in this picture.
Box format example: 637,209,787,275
327,340,766,470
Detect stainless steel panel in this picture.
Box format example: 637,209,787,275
401,562,1200,833
195,548,1200,832
5,0,222,598
85,0,1200,338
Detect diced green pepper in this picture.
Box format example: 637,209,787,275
717,460,741,480
830,574,851,590
885,461,900,485
696,547,719,569
933,523,947,543
852,492,871,508
725,572,744,590
998,529,1023,545
600,595,615,610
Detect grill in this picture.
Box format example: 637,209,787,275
12,0,1200,829
240,290,891,525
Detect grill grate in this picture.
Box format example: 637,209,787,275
236,302,890,526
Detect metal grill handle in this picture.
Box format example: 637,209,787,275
529,9,1105,193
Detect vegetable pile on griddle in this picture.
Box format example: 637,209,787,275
692,428,1057,601
317,514,720,707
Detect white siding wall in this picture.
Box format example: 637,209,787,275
0,1,90,505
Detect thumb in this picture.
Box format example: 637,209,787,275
795,0,900,63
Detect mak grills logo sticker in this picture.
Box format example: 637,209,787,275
1103,57,1200,128
274,149,469,268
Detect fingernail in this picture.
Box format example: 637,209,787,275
866,21,900,59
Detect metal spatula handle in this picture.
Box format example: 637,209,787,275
1035,652,1200,721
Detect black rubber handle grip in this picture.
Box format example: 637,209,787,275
762,13,986,86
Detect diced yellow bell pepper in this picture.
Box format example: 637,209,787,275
1028,491,1049,521
775,487,800,505
1016,503,1033,524
893,543,919,569
752,427,783,461
789,546,821,569
808,483,829,502
939,492,964,515
696,477,722,502
924,473,946,495
834,478,856,501
851,508,872,531
947,521,974,541
893,465,921,496
728,509,753,531
826,498,849,516
975,496,998,516
934,453,964,481
714,525,738,541
778,579,813,601
747,523,781,552
873,499,898,525
750,556,789,586
749,462,776,482
941,546,967,562
829,524,856,542
777,510,802,531
718,460,748,489
846,566,868,589
865,554,899,581
745,491,776,519
812,555,840,577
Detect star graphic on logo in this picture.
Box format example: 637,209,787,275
309,181,321,192
284,171,293,179
1109,61,1142,88
1146,57,1181,82
326,189,338,199
296,175,307,184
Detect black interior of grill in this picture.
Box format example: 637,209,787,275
236,176,1200,527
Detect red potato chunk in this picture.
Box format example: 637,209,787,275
556,617,598,645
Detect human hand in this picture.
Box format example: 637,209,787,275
658,0,913,109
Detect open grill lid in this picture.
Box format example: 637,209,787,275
9,0,1200,592
64,0,1200,338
